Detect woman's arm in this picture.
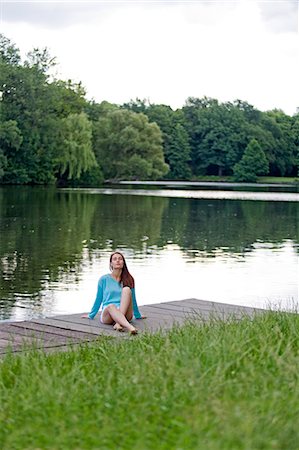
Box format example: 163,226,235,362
88,277,104,319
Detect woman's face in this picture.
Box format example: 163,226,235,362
111,253,124,270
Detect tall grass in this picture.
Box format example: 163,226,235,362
1,311,298,450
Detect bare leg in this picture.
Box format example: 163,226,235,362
113,287,137,333
119,286,133,320
101,303,137,334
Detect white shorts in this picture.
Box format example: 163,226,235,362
100,303,121,323
100,304,134,323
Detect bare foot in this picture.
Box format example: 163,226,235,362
113,323,124,332
129,327,138,335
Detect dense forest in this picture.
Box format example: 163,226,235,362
0,34,298,185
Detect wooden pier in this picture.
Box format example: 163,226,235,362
0,298,264,357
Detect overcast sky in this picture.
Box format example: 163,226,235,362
1,0,298,115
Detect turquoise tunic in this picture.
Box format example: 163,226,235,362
88,273,142,319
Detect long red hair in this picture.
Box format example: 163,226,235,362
109,251,135,289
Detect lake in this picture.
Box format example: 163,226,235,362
0,184,298,321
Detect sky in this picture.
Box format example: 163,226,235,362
0,0,298,115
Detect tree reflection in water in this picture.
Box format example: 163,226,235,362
0,186,298,319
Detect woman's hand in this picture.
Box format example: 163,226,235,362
137,315,146,319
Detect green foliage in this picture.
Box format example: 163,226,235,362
233,139,269,182
68,165,104,187
0,151,7,178
261,111,297,176
0,121,22,180
123,100,192,179
0,120,22,150
24,47,56,74
0,33,297,184
183,97,250,176
57,112,97,180
93,108,168,180
182,97,298,179
144,104,192,179
0,312,299,449
0,34,20,65
0,35,90,184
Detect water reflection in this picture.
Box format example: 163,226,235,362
118,180,299,193
0,186,298,320
66,187,299,202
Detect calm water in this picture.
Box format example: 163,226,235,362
0,185,298,321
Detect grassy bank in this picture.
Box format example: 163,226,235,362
189,176,298,184
1,311,299,450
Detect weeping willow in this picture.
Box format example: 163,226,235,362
59,112,97,179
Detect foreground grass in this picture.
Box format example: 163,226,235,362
1,312,299,450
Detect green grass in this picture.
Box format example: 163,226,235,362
258,176,298,184
191,175,298,184
1,311,299,449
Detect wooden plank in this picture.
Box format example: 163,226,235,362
165,298,264,314
0,330,36,345
3,325,82,346
164,299,231,311
137,316,184,328
157,302,256,319
141,305,253,323
0,338,27,354
142,304,202,314
51,314,148,331
10,321,98,340
138,306,215,322
147,302,257,318
49,315,116,329
0,298,271,358
31,318,120,337
0,326,95,353
42,314,169,333
152,298,215,308
142,304,202,317
0,340,82,355
0,338,14,348
150,301,212,313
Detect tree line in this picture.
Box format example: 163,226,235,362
0,34,298,185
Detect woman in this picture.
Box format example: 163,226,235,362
82,252,145,334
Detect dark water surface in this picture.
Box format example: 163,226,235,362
0,185,298,321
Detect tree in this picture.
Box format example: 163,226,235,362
57,112,97,180
122,97,149,114
0,120,24,182
0,34,20,65
145,105,191,179
25,47,56,74
0,120,23,151
0,34,91,184
183,98,249,176
233,139,269,182
123,102,192,179
291,115,299,176
164,123,191,179
262,110,297,176
0,150,7,178
93,108,168,180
